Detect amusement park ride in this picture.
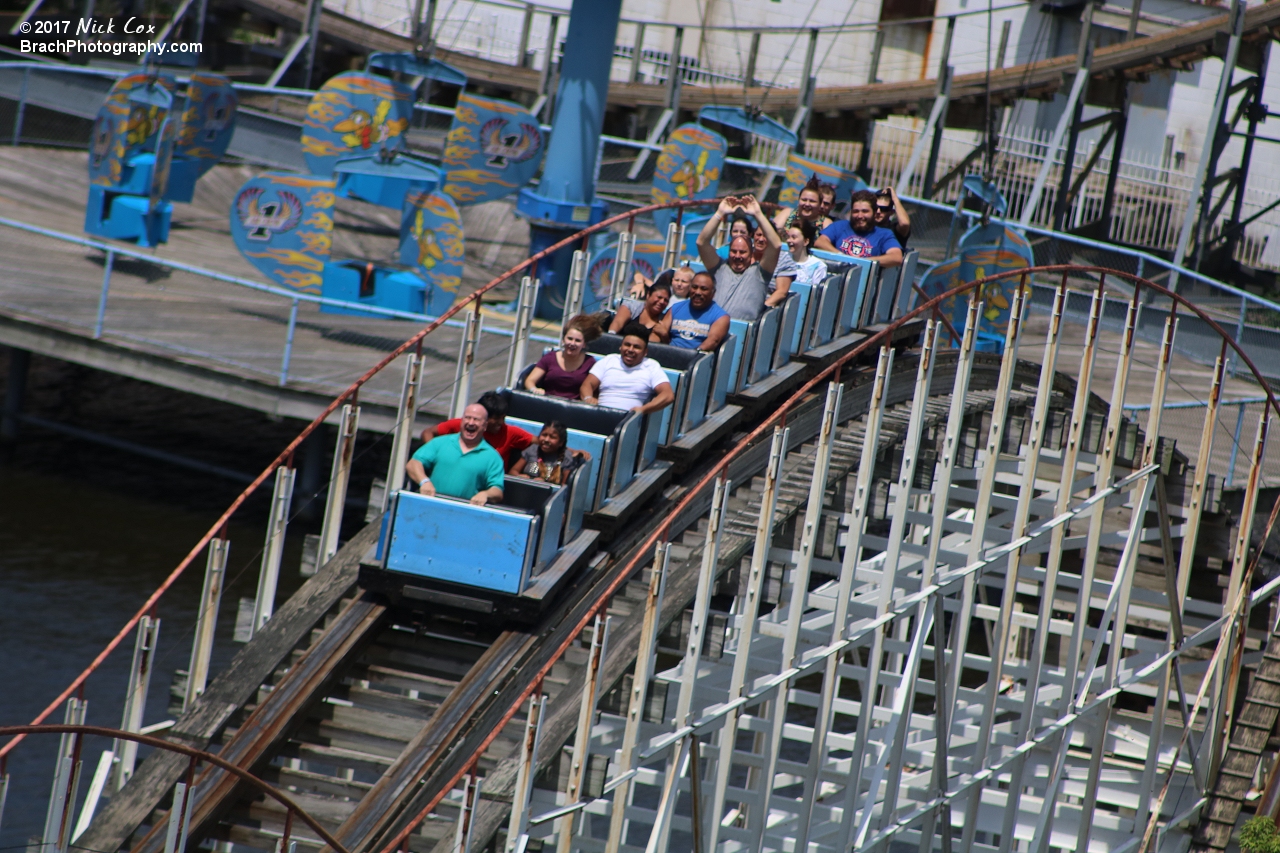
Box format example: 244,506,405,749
80,0,1028,332
40,1,1280,850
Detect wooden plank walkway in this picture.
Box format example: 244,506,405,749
0,148,545,432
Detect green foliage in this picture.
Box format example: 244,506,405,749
1241,816,1280,853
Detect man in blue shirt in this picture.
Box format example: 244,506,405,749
655,271,731,351
815,189,904,268
406,404,505,506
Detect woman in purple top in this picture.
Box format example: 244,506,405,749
523,315,600,399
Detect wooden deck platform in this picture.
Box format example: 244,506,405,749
0,148,543,432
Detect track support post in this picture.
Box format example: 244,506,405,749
162,780,194,853
385,353,423,509
506,693,546,852
43,698,86,853
605,542,672,853
557,613,611,853
610,234,636,308
455,774,481,853
252,465,296,637
114,616,159,790
660,221,684,271
563,250,588,325
505,279,537,388
185,537,229,709
704,426,788,853
318,403,360,567
450,309,483,420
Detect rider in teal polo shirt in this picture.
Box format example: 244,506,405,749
406,403,505,506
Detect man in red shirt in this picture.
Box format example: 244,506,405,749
425,391,533,468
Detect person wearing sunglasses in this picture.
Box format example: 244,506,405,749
874,185,911,248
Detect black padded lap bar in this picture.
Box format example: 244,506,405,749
501,476,559,513
503,389,631,434
589,334,703,370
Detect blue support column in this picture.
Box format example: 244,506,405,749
517,0,622,318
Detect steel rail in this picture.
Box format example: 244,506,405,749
0,724,352,853
0,195,718,764
371,262,1280,853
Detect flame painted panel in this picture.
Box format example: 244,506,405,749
231,174,337,294
651,124,726,232
89,73,176,190
918,223,1034,337
442,93,544,206
778,152,867,216
174,73,237,176
400,190,466,315
301,72,413,178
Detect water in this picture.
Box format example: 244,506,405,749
0,465,277,851
0,354,353,852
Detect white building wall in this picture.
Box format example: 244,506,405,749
328,0,1279,195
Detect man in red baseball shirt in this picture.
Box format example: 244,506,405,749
424,391,533,468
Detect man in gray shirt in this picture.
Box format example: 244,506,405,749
696,195,781,322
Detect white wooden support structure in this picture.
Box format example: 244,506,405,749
318,403,359,567
1208,407,1270,779
450,309,483,420
557,613,611,853
506,693,546,852
563,251,589,326
162,780,194,853
605,542,674,853
385,353,424,509
968,280,1068,853
702,426,788,853
252,465,295,638
185,537,229,709
610,235,636,308
115,616,159,791
73,748,115,841
807,347,894,845
455,774,482,853
753,382,842,852
43,698,87,853
505,279,538,388
547,273,1279,853
661,222,684,272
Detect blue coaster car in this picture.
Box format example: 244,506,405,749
365,473,598,623
361,390,645,621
